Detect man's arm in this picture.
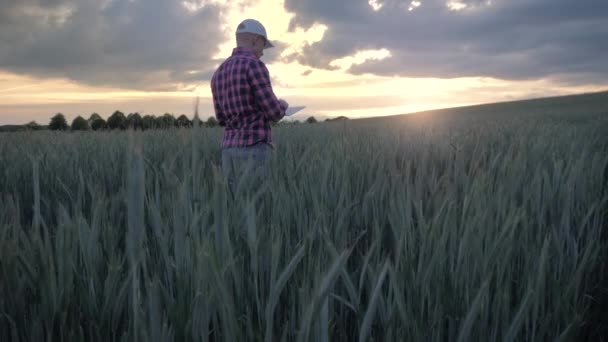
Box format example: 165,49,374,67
210,74,226,127
248,60,286,122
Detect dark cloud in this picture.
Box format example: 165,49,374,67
0,0,281,90
2,0,606,90
283,0,608,83
301,69,313,76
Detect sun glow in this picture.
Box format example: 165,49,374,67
368,0,383,11
447,1,467,11
408,1,421,11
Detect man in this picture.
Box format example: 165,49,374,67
211,19,288,194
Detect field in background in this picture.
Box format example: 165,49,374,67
1,92,607,341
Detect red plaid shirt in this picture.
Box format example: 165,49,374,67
211,47,286,148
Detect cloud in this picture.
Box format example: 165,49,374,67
0,0,275,90
283,0,608,83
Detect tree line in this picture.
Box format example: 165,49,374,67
46,111,341,131
0,112,347,133
47,111,219,131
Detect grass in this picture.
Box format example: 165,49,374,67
0,92,607,341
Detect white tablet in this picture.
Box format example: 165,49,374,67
285,106,306,116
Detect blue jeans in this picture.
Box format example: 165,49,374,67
221,143,271,195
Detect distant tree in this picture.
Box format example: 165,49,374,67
71,116,89,131
91,118,107,131
305,116,317,124
88,113,102,122
88,113,105,130
206,117,219,127
127,112,144,130
25,121,40,130
49,113,69,131
158,113,177,129
169,113,179,127
154,116,165,129
107,110,127,130
142,115,156,130
177,114,192,128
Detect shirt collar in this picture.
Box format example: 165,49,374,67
232,47,257,58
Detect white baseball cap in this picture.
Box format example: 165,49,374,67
236,19,274,49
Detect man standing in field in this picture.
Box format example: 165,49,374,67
211,19,288,194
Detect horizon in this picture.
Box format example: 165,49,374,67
6,89,606,127
1,0,607,125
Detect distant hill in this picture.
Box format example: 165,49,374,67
0,124,48,133
365,91,608,122
0,125,26,132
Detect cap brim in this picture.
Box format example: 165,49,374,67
264,40,274,49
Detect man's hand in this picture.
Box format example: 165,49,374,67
279,99,289,110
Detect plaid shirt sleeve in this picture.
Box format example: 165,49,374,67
211,73,226,127
248,60,286,122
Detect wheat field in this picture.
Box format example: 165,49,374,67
1,93,607,341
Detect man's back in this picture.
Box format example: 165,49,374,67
211,47,285,148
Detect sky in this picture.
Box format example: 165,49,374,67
1,0,607,125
